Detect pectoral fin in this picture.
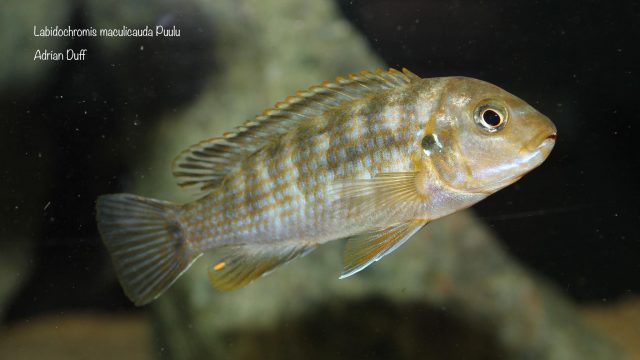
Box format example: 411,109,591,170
208,243,315,291
331,172,424,214
340,219,428,279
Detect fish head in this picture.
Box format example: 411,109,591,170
421,77,556,194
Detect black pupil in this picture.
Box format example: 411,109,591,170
482,109,502,127
421,135,435,150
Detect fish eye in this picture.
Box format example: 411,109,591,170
474,103,508,132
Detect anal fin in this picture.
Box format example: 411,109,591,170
208,243,315,291
340,219,428,279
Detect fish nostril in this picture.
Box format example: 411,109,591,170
546,133,557,140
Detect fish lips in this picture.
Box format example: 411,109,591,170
467,131,557,194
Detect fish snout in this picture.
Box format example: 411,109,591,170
520,128,557,155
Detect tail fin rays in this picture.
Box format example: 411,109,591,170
96,194,199,306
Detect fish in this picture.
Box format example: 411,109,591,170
96,68,557,305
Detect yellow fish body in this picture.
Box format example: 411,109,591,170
96,69,556,305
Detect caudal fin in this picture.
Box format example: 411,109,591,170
96,194,199,306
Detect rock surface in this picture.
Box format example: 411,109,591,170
1,299,637,360
0,313,152,360
582,297,640,359
0,0,72,90
0,243,30,321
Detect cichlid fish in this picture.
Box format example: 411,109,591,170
96,68,556,305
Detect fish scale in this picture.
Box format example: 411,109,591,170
96,69,556,305
185,85,428,250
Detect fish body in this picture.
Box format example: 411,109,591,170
97,69,556,305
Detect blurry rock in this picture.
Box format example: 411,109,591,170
208,295,506,360
0,242,30,321
124,0,622,359
0,313,152,360
0,0,73,90
582,297,640,359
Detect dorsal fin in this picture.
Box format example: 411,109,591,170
172,68,421,192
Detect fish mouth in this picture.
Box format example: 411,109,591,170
536,131,557,155
448,129,558,195
521,130,557,154
476,131,557,194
